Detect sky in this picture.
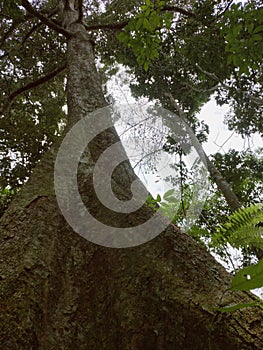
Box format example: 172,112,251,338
107,69,262,197
199,99,262,155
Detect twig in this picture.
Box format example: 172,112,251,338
21,0,72,38
1,64,66,115
78,0,83,22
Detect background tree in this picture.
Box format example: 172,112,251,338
108,0,263,264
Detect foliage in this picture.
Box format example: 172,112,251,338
146,188,193,225
212,149,263,205
211,203,263,252
0,187,17,218
231,258,263,291
217,301,262,313
192,148,263,241
221,1,263,75
118,0,172,71
216,259,263,313
114,0,263,136
0,0,67,191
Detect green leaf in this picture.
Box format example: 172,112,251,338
227,55,234,64
143,18,152,31
231,259,263,291
164,196,177,204
136,18,144,30
247,23,254,34
216,302,260,313
252,34,262,41
156,194,161,202
163,189,175,199
117,31,129,43
233,24,242,36
253,25,263,34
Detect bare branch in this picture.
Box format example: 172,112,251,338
162,5,195,18
84,20,129,31
217,0,234,18
1,64,66,115
78,0,83,22
21,0,72,38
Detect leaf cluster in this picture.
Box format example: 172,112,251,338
221,1,263,75
118,0,172,71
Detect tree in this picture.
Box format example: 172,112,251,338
109,0,263,260
0,1,262,348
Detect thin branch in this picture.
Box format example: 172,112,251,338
0,7,59,48
0,21,21,48
0,22,42,60
21,0,72,38
217,0,234,18
84,20,129,31
84,5,195,31
78,0,83,22
162,5,195,18
22,22,43,45
1,64,66,115
213,131,235,153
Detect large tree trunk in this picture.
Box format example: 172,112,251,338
0,3,262,349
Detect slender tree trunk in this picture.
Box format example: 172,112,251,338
204,155,241,210
167,93,242,212
0,3,262,349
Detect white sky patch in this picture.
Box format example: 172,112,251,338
198,99,262,155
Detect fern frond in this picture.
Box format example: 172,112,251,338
212,203,263,250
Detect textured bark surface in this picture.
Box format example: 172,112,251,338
1,196,262,349
0,2,262,349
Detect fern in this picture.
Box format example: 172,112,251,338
211,203,263,251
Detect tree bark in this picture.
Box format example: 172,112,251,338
204,155,241,211
0,2,262,349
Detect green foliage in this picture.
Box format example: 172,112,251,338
216,301,261,313
118,0,172,70
211,204,263,252
217,259,263,313
0,187,17,218
221,2,263,75
231,259,263,291
212,149,263,205
146,185,200,227
146,189,181,223
0,1,67,193
1,0,24,20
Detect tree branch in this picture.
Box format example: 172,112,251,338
84,5,195,31
162,5,195,18
84,20,129,31
21,0,72,38
217,0,234,18
78,0,83,22
1,64,66,115
1,7,60,48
